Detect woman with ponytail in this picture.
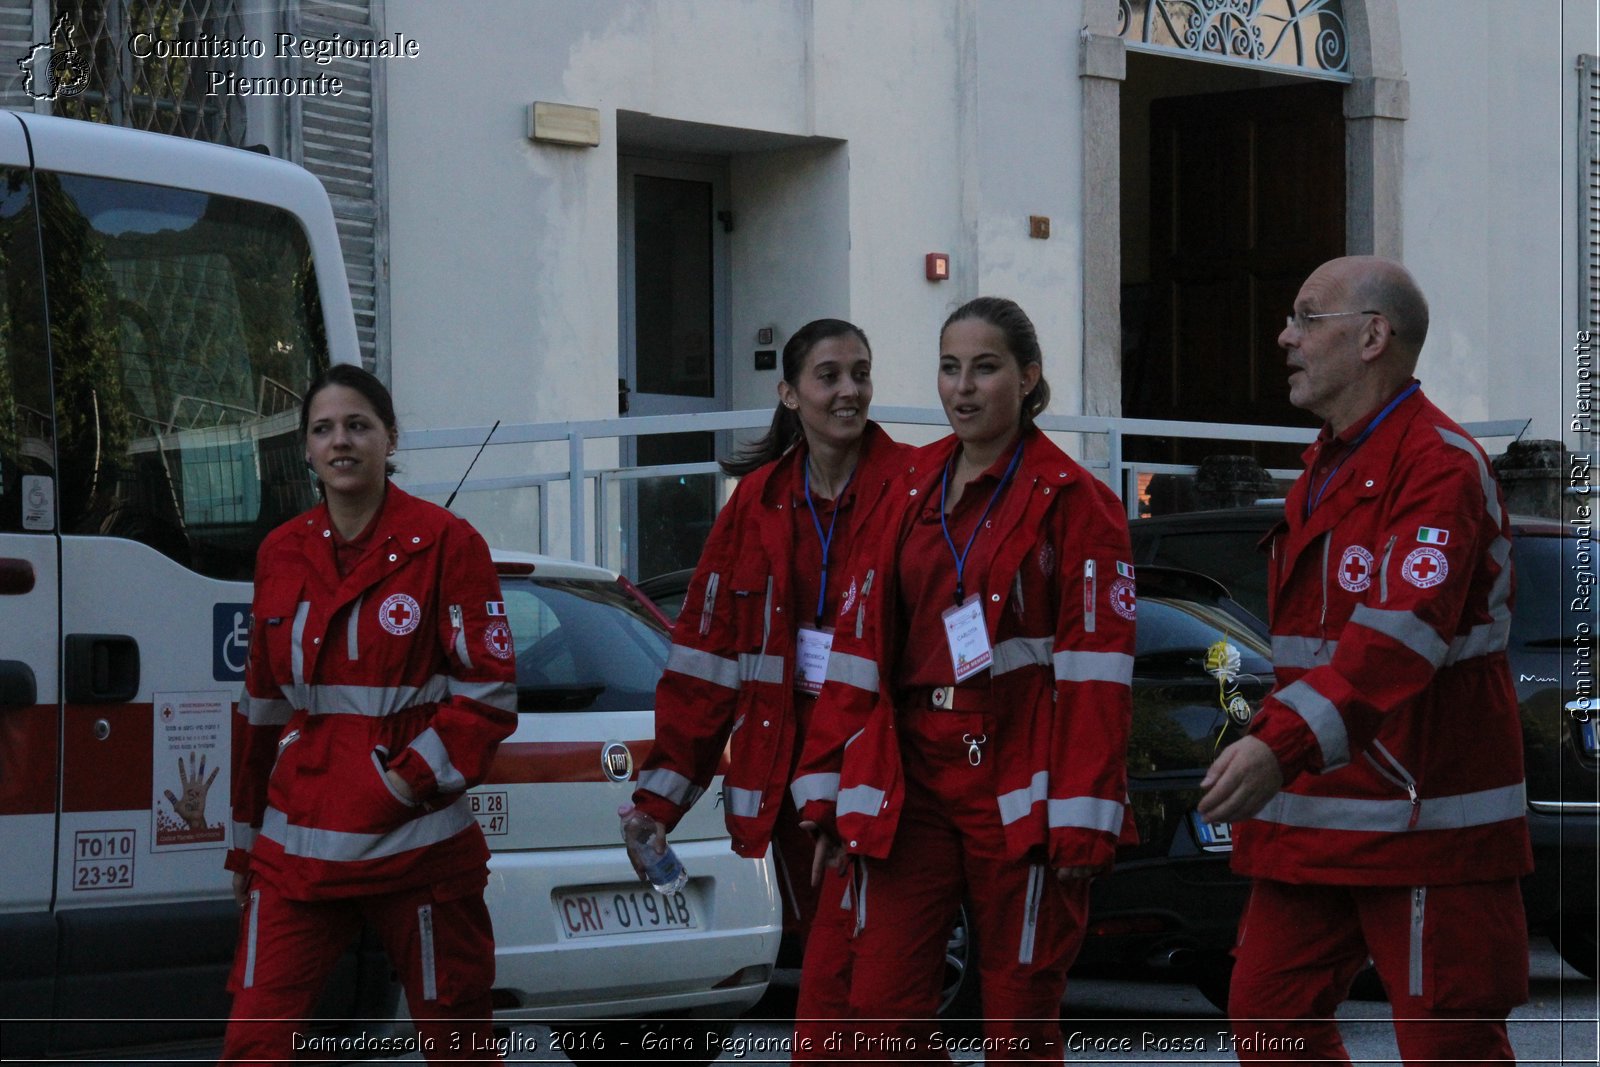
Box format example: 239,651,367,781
626,319,909,1050
793,297,1137,1062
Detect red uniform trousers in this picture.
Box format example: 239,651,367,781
1230,878,1528,1065
221,878,499,1065
815,704,1090,1064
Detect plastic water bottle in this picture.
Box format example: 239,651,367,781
619,804,688,894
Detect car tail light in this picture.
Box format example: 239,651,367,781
1088,915,1172,938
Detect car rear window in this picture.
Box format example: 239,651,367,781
1136,596,1274,679
501,577,668,713
1135,528,1273,620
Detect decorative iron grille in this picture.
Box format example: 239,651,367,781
51,0,246,145
1118,0,1351,80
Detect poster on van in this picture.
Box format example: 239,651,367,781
151,692,229,851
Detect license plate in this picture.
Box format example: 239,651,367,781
554,884,700,939
1190,812,1233,852
1582,717,1599,758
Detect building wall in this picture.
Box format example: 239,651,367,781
380,0,1580,557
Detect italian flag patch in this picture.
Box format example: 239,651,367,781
1116,561,1136,579
1416,527,1449,545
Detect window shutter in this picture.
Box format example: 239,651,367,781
1582,54,1600,333
0,0,41,109
286,0,389,378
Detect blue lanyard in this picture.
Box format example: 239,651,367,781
1306,381,1419,517
939,440,1025,606
804,462,855,628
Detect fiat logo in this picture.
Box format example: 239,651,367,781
602,741,633,782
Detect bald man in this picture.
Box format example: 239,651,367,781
1199,257,1531,1064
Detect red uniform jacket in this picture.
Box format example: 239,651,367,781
1237,387,1532,886
793,429,1136,869
634,423,912,856
228,486,517,899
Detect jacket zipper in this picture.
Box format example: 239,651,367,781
699,572,720,637
1083,560,1097,633
1363,740,1421,828
1409,886,1427,997
1019,863,1044,965
1318,534,1330,640
856,569,875,639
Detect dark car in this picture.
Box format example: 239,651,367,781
1131,505,1600,983
635,564,1275,1010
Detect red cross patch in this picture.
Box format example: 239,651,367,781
378,593,421,635
484,620,513,660
1402,546,1448,589
1109,576,1137,621
1338,545,1374,593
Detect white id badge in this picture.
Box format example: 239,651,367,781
942,594,993,682
794,626,834,694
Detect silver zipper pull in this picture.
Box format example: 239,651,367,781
963,732,987,766
1406,783,1420,829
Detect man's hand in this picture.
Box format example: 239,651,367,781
799,820,846,887
1055,864,1107,883
164,751,219,830
232,871,250,909
1199,736,1284,825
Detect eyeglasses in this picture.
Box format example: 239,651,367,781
1286,309,1391,335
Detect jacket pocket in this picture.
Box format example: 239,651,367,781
253,579,304,689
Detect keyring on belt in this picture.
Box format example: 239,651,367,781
962,732,986,766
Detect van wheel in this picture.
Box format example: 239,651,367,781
550,1019,732,1067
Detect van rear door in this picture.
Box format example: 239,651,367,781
0,110,61,1035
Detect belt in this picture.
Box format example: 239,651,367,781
900,685,990,712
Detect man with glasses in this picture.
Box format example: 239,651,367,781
1199,256,1531,1063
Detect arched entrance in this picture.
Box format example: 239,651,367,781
1080,0,1405,468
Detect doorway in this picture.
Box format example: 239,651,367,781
617,156,730,580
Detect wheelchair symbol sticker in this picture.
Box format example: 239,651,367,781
213,603,252,681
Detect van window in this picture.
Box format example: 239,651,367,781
0,167,51,534
38,171,329,579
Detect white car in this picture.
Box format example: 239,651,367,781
474,550,781,1054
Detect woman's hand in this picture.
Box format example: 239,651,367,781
385,768,416,804
1055,863,1107,883
232,871,250,908
800,820,847,887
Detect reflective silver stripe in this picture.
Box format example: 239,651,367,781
1436,427,1502,527
243,693,293,726
998,771,1049,827
725,786,762,818
1272,635,1337,670
790,772,841,807
1019,864,1043,966
1254,781,1526,833
837,784,886,818
992,636,1051,677
290,601,310,687
243,889,260,988
1047,795,1125,834
259,797,476,861
1350,605,1449,668
1053,649,1134,687
418,904,437,1001
1409,887,1426,997
448,678,517,713
825,651,880,692
1275,679,1350,771
666,644,741,690
347,593,363,661
297,677,452,718
233,822,257,853
637,767,704,808
1447,535,1513,664
408,728,466,793
739,653,785,685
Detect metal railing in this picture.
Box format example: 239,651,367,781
396,407,1531,570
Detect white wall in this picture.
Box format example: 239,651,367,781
1399,0,1570,441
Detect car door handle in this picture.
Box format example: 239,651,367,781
64,634,140,704
0,660,36,706
0,558,35,595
